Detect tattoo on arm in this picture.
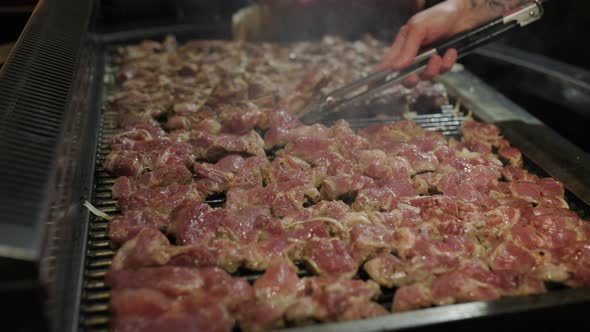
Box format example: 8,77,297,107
469,0,530,15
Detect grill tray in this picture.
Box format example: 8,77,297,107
79,109,469,332
76,28,590,332
79,81,590,331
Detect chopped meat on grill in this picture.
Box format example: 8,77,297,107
107,266,253,309
448,136,491,155
110,289,233,332
364,254,409,288
436,145,503,175
218,103,265,135
103,33,590,328
392,260,546,312
111,228,244,273
508,181,542,204
284,277,387,324
401,195,482,221
168,200,227,245
116,183,203,214
436,165,500,209
462,206,521,246
559,241,590,287
411,132,447,153
262,155,326,186
355,149,413,180
189,129,265,162
392,283,432,312
112,165,193,199
538,178,565,197
108,266,253,332
111,228,177,270
536,178,568,208
242,237,297,271
221,207,282,244
194,155,268,195
460,120,502,148
279,136,339,164
108,209,169,247
168,200,282,246
487,241,539,273
193,157,238,194
166,104,216,131
392,224,480,262
499,146,523,168
501,165,539,182
264,123,332,149
288,200,351,222
225,179,320,217
276,71,331,116
262,108,302,130
237,258,302,331
282,218,336,245
105,141,194,177
238,258,386,330
303,238,358,278
530,208,586,250
398,144,439,173
358,120,425,147
352,179,417,212
320,174,375,200
104,150,144,177
112,123,168,143
269,122,364,163
350,223,394,261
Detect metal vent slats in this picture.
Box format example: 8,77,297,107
0,0,92,242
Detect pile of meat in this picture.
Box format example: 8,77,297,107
103,36,590,332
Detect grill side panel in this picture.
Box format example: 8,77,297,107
0,1,101,332
0,0,91,252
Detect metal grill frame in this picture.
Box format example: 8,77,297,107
2,1,590,331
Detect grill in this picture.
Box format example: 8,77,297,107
78,95,590,332
79,49,588,330
2,1,590,332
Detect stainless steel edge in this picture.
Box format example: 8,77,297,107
284,287,590,332
437,64,590,207
435,64,542,125
495,121,590,207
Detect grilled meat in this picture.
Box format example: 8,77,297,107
101,36,590,331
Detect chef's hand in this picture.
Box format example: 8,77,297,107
381,0,528,87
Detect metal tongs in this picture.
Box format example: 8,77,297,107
300,0,545,124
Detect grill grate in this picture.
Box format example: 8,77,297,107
78,103,468,331
80,111,118,332
78,99,590,331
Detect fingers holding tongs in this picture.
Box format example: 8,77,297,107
300,1,545,124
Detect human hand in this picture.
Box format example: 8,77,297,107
380,0,485,87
